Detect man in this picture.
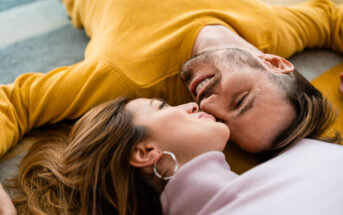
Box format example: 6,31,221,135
0,0,342,156
180,45,339,156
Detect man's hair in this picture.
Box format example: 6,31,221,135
265,69,340,156
218,48,340,156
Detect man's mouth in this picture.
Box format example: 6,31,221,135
189,74,215,100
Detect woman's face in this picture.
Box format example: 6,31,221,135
126,98,230,165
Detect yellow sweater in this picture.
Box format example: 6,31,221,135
0,0,342,156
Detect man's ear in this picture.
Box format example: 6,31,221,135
258,54,294,74
130,141,162,168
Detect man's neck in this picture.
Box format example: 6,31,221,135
192,25,262,56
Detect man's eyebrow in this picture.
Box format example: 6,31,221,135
236,95,256,118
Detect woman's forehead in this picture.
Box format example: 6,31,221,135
126,98,159,115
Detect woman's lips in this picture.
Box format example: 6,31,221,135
189,74,214,99
197,112,216,121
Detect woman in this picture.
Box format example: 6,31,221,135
2,97,228,215
2,97,343,214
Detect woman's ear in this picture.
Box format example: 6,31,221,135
258,54,294,74
130,142,162,168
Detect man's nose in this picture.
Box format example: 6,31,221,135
178,102,199,113
200,94,225,119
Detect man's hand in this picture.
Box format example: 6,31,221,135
340,72,343,94
0,184,16,215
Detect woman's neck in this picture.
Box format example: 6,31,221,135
192,25,262,56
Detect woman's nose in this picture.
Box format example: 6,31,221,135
178,102,199,113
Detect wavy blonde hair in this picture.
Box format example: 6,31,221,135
8,97,162,215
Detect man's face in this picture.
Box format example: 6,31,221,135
181,50,296,153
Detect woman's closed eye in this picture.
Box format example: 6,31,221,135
159,101,169,109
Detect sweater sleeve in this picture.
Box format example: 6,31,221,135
269,0,343,58
161,152,238,215
0,60,134,157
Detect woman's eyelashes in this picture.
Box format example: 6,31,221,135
158,101,169,109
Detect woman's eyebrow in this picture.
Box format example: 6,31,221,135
149,98,167,107
149,99,154,107
153,98,167,103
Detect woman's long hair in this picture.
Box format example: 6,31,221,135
8,97,162,215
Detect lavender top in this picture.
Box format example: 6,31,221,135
161,139,343,215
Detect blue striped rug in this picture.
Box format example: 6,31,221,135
0,0,88,184
0,0,88,84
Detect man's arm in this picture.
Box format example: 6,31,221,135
194,1,343,60
0,60,135,157
270,0,343,58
